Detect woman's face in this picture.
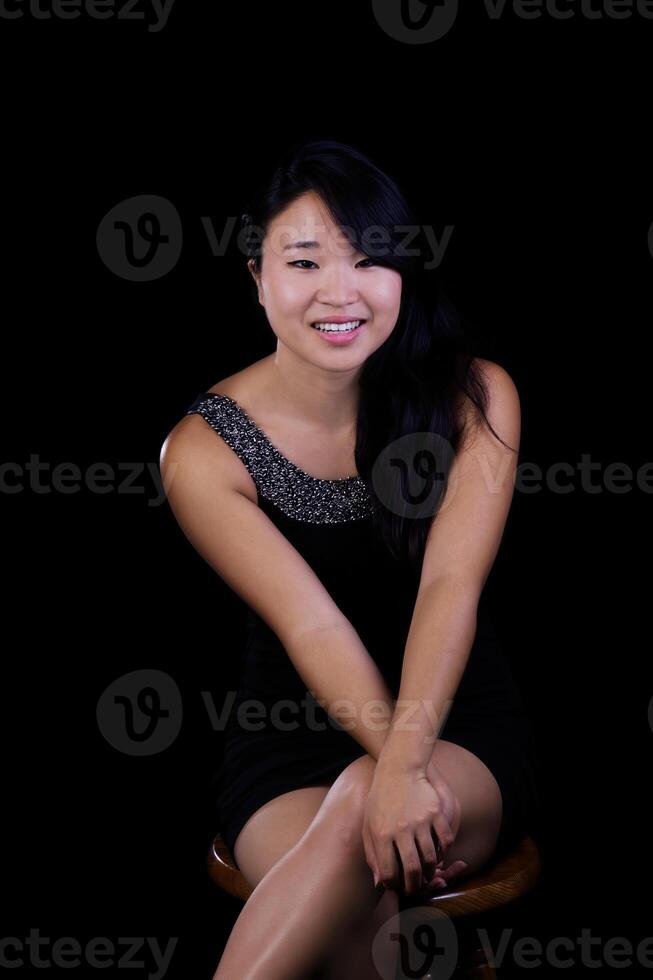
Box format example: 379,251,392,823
248,190,402,369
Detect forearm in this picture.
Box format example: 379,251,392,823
378,577,481,773
284,620,397,760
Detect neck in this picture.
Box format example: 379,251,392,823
259,347,361,433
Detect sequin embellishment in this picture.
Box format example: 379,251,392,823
185,392,374,524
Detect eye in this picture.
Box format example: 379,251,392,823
287,258,377,269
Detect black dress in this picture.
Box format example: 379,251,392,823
185,391,541,865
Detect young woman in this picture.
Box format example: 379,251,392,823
160,139,541,980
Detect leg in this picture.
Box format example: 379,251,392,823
212,755,388,980
233,783,333,888
321,739,504,978
321,885,399,980
216,741,503,979
232,772,400,980
426,738,503,877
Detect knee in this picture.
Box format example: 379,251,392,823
445,804,503,876
311,755,376,854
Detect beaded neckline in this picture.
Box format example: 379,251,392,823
200,392,363,486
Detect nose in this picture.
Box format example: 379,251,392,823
315,261,361,306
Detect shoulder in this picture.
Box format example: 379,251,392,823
475,357,520,415
455,357,521,452
159,356,273,498
160,399,258,505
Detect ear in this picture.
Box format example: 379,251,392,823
247,258,264,307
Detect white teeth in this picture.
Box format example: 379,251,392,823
310,320,363,332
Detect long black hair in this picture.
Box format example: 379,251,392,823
240,138,516,573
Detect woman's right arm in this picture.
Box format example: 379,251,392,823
160,415,396,761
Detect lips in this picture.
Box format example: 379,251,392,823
310,317,368,325
308,320,367,344
309,320,365,334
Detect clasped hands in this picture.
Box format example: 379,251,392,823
361,755,468,896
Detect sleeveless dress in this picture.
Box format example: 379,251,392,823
185,390,541,865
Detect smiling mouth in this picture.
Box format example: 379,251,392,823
309,319,367,333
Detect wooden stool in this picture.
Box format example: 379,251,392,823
207,832,542,978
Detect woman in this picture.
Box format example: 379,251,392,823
160,139,541,980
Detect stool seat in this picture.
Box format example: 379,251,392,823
207,832,541,915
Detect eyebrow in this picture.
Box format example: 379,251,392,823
282,240,322,251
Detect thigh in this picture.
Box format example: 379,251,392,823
430,738,503,875
233,754,379,889
233,783,334,889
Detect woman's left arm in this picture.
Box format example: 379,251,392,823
363,360,522,892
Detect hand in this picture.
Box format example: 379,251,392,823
362,759,457,896
422,758,468,890
425,757,461,859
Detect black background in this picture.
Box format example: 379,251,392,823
3,1,652,977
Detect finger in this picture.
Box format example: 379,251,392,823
396,833,424,896
433,783,455,830
362,828,381,887
433,814,455,859
426,767,456,831
421,872,447,891
415,826,439,883
439,860,468,883
450,794,462,841
423,860,468,890
432,825,445,864
377,837,401,892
